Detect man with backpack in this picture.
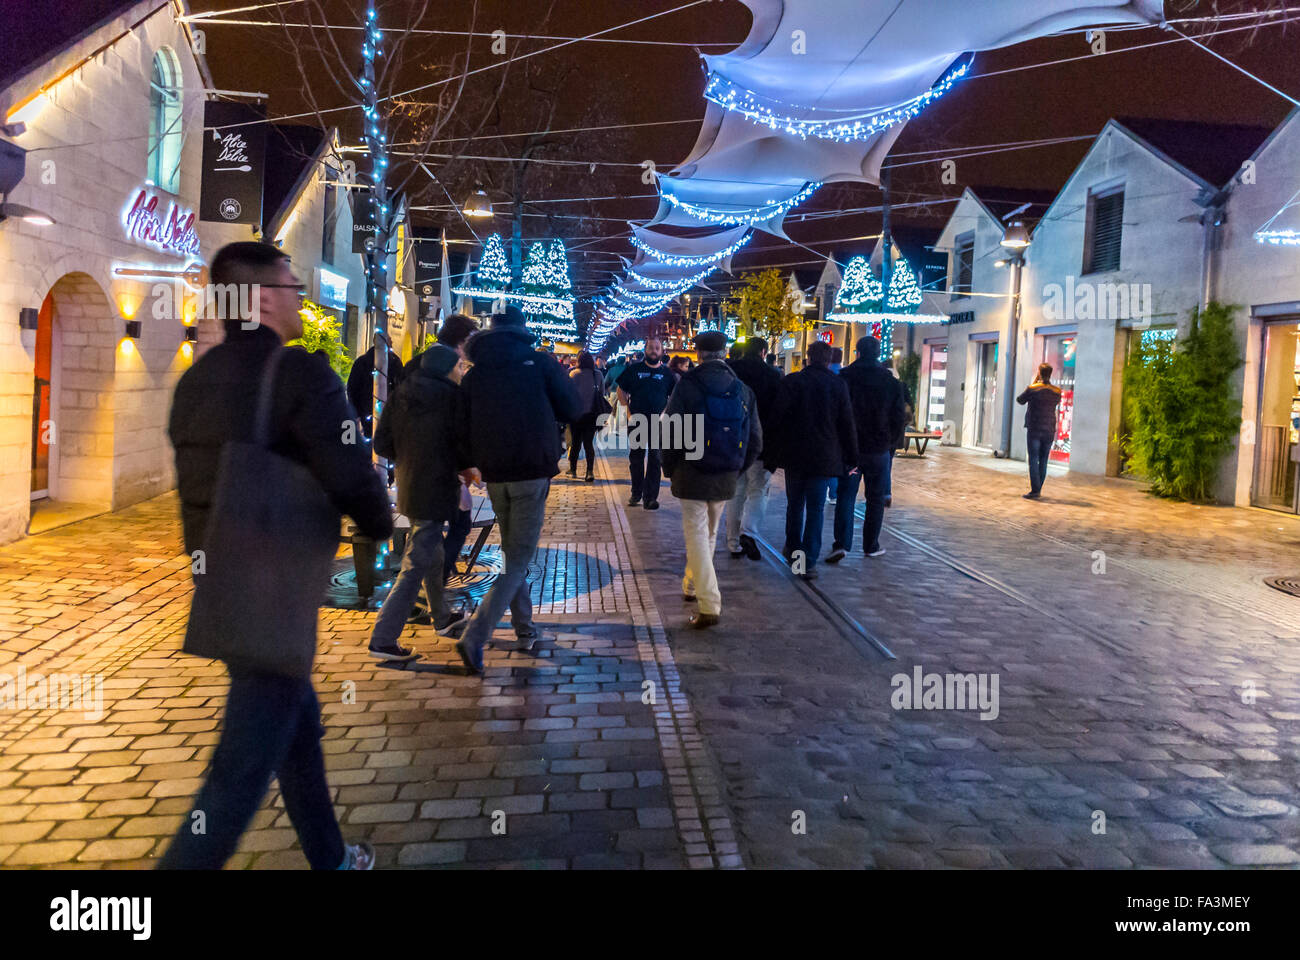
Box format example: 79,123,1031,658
367,314,478,662
661,331,761,629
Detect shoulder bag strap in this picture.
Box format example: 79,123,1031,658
252,346,286,449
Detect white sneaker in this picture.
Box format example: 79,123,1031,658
341,841,375,870
866,547,887,557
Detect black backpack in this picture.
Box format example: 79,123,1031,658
693,376,750,473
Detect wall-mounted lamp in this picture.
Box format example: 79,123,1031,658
124,319,142,339
183,326,198,342
0,201,55,226
19,307,38,330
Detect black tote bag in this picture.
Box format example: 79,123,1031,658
182,347,342,679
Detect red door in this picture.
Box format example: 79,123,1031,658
31,295,52,497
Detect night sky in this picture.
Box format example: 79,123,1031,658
10,0,1300,309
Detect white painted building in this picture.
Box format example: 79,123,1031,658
0,0,411,544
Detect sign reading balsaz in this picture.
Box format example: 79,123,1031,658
351,188,379,254
200,101,266,225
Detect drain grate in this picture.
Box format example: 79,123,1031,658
1263,575,1300,598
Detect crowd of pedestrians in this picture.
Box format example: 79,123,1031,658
162,241,1058,869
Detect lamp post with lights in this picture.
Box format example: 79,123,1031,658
996,221,1031,458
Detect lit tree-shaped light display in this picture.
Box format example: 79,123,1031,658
885,257,923,313
833,256,883,315
521,241,548,292
524,238,578,342
547,239,573,294
477,233,511,291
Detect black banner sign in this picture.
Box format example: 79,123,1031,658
351,190,379,254
200,101,266,224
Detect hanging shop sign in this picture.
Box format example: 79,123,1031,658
780,335,797,351
816,329,833,344
200,101,267,225
122,189,201,258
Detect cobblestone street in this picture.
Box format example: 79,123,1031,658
0,446,1297,869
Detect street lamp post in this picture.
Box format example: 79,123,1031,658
996,221,1031,459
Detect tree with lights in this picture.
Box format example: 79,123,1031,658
479,234,511,290
834,256,883,314
730,267,808,340
886,257,923,313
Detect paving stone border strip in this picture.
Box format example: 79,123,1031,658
592,455,743,870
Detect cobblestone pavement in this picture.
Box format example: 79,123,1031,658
3,444,1298,870
0,462,736,870
616,445,1300,869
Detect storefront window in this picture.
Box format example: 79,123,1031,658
1253,322,1300,513
976,339,998,448
1041,334,1076,463
925,343,947,433
147,48,183,194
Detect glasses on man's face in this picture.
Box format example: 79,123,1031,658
261,283,307,300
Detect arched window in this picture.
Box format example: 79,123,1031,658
146,48,183,193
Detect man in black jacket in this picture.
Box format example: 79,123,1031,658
662,331,761,628
1017,362,1063,500
769,339,858,579
368,328,467,661
725,337,783,560
616,336,674,509
163,242,392,871
452,306,580,674
830,336,906,561
347,340,405,440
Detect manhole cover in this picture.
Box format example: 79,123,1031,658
322,552,503,611
1264,576,1300,598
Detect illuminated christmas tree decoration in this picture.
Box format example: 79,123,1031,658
476,233,510,290
885,257,923,313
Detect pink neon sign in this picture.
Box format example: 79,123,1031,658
122,189,201,258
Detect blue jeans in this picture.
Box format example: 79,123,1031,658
370,520,452,650
444,508,472,581
783,471,834,568
1027,431,1053,494
160,671,344,870
833,451,892,553
460,478,548,653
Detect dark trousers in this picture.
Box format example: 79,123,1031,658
1027,431,1054,494
159,671,344,870
833,451,892,553
783,471,834,568
444,508,472,580
629,446,661,503
569,421,597,473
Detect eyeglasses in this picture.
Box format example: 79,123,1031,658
261,283,307,300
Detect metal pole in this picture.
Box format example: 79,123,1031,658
997,251,1024,457
880,167,894,359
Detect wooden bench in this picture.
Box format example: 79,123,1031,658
898,431,941,456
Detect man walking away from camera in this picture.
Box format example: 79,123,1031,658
661,331,761,629
725,337,782,561
368,314,479,662
453,306,580,674
1018,362,1062,500
769,339,858,579
830,335,906,562
163,241,392,870
616,336,674,510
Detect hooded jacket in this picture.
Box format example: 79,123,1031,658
169,324,392,556
767,364,859,476
840,357,908,459
661,359,761,502
455,326,581,483
373,343,462,521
